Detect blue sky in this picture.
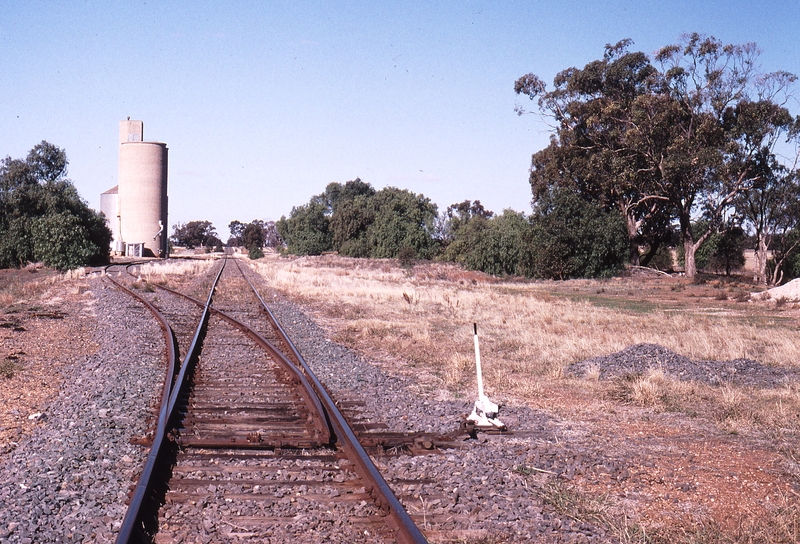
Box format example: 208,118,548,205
2,1,799,239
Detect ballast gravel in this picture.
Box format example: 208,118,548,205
248,270,615,542
0,278,163,543
568,342,797,388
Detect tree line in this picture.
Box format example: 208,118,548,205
274,35,800,284
0,142,111,271
273,178,631,279
515,33,800,284
169,219,280,260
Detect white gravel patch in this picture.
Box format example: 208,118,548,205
764,277,800,301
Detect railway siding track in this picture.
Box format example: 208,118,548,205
113,256,429,543
230,259,468,455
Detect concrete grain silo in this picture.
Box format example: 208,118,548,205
116,120,169,257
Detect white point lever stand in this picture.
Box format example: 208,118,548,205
466,323,507,431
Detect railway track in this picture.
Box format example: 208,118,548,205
106,256,430,543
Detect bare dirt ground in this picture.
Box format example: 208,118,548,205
0,267,99,455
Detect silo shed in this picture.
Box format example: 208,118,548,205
99,185,122,254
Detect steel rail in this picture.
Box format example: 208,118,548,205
102,271,178,434
204,307,333,444
103,273,179,543
115,259,226,543
119,257,330,442
145,259,332,444
115,255,426,543
231,257,428,544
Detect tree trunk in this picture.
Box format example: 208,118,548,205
623,207,640,266
753,236,768,285
629,233,640,267
640,240,661,267
679,213,697,279
683,236,697,278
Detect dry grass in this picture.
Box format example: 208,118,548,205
606,368,800,438
247,254,800,541
648,496,800,543
249,254,800,401
137,259,216,281
0,359,19,379
61,267,89,280
530,479,651,543
129,259,219,299
0,266,59,310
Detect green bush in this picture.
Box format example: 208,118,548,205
0,359,19,379
248,246,264,260
705,227,746,275
0,142,111,270
366,187,438,259
442,211,530,276
31,212,101,271
278,182,438,260
397,246,416,268
676,223,746,275
276,201,332,255
331,196,374,257
524,189,628,279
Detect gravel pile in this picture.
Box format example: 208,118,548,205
0,278,163,543
568,343,796,388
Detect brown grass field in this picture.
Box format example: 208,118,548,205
250,252,800,543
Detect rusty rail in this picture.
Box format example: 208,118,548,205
232,258,428,544
114,256,427,543
146,259,332,445
114,260,225,543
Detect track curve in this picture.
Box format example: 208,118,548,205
111,256,427,543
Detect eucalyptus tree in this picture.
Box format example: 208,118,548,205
517,34,798,278
516,39,669,266
652,34,796,278
275,201,332,255
170,220,218,249
0,141,111,270
735,153,800,284
437,199,494,249
366,187,438,259
329,194,375,257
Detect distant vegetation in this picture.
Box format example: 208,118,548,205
274,178,629,280
0,141,111,271
170,219,280,259
276,179,439,261
227,219,280,259
170,220,222,252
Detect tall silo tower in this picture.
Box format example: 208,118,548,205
117,120,169,257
